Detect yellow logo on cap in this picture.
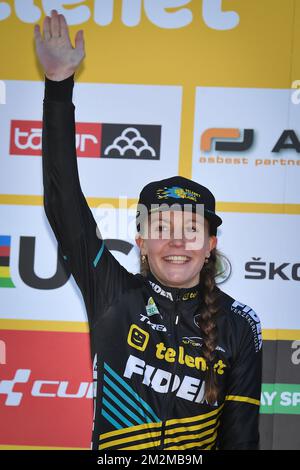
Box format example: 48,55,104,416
157,186,201,202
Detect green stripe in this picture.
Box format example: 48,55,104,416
0,278,15,288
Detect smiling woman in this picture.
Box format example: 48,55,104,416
35,9,263,451
135,179,219,289
133,176,224,408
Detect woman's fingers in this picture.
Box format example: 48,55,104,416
34,24,42,44
41,11,71,44
34,8,84,80
75,30,85,56
59,14,70,41
50,9,60,38
43,16,51,40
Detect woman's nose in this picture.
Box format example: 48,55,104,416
169,235,185,247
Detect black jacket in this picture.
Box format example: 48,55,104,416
42,77,263,450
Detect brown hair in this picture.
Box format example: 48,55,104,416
140,246,222,406
197,247,221,405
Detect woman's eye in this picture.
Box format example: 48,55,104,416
186,226,198,232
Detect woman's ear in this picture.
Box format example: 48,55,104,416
135,235,145,253
209,235,217,252
135,234,147,255
135,234,141,247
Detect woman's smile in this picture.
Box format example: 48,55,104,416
163,255,192,264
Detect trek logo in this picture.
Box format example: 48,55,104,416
200,128,300,154
139,315,167,333
9,121,161,160
0,1,239,31
0,369,93,407
123,354,218,406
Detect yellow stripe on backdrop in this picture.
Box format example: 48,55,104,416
0,319,299,340
0,195,300,215
0,319,90,333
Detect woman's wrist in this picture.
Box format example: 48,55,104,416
44,74,74,102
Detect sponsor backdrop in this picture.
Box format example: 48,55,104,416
0,0,299,450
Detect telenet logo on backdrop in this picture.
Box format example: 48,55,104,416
9,120,161,160
199,127,300,167
0,0,239,30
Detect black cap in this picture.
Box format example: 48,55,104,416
136,176,222,236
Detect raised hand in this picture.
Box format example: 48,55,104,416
34,9,85,81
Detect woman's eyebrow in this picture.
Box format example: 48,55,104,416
183,217,203,224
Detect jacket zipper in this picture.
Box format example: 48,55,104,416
159,292,181,449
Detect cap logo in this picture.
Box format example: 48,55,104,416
156,186,201,202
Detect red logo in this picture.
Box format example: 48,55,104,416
74,122,102,158
10,120,102,158
0,329,93,448
10,120,42,156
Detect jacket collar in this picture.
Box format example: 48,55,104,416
146,271,201,303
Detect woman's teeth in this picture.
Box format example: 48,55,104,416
164,256,190,264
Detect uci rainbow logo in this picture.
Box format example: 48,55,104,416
0,236,15,288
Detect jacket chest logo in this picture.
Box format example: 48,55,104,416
145,297,160,317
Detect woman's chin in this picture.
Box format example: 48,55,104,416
162,271,194,288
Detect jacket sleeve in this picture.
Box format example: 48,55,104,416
217,308,263,450
42,76,132,325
